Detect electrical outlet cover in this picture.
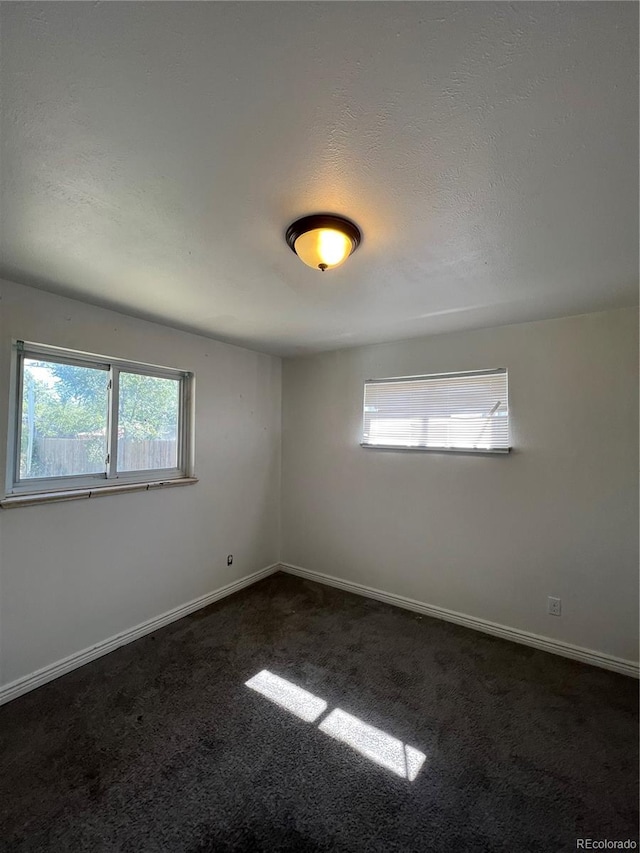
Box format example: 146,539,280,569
547,596,561,616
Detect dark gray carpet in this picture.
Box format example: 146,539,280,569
0,572,637,852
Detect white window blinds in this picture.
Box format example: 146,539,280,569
362,369,509,453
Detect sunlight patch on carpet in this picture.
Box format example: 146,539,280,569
319,707,426,780
245,669,426,781
245,669,327,722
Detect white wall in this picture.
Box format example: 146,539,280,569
1,285,637,691
0,279,281,687
282,308,639,663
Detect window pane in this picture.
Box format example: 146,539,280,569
118,373,180,471
20,358,109,479
362,371,509,451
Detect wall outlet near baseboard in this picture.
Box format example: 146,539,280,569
547,596,562,616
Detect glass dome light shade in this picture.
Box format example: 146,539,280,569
285,214,361,272
294,228,352,271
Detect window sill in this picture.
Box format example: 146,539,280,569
0,477,199,509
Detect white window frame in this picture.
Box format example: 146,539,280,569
360,368,510,454
5,340,195,499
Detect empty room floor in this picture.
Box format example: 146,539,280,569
0,572,637,852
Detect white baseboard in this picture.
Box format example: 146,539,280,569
0,563,279,706
279,562,639,679
3,560,635,707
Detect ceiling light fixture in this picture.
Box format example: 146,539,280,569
286,214,361,272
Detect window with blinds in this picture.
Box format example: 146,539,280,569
361,369,510,453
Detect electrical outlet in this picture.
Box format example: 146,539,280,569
227,555,233,566
547,596,561,617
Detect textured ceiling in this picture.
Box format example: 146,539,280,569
1,2,637,356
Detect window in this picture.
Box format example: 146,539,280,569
361,369,509,453
7,341,194,499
